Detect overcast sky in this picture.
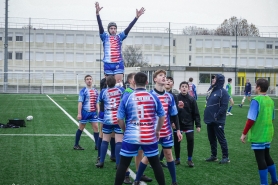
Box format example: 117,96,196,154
0,0,277,27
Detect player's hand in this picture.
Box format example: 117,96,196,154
77,114,82,120
196,127,201,132
178,101,184,108
136,7,145,18
171,123,176,129
177,130,183,142
155,131,160,140
240,134,246,143
95,2,103,15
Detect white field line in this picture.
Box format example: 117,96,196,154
0,134,81,136
46,95,144,184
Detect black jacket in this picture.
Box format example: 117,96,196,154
177,93,201,130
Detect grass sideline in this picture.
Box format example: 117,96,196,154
0,94,277,185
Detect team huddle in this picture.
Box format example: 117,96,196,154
72,2,277,185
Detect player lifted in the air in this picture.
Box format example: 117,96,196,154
95,2,145,86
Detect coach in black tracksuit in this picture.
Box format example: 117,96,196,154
177,81,201,167
204,74,230,164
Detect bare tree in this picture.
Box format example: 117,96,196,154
182,16,260,36
123,45,149,67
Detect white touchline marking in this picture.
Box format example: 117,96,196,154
46,95,144,184
0,134,81,137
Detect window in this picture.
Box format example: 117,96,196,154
36,33,44,43
214,39,220,48
46,52,54,61
199,73,214,83
249,41,256,49
173,56,176,64
222,40,229,48
8,52,12,59
266,44,272,49
195,56,202,65
76,34,84,44
204,56,212,65
76,53,84,62
205,39,212,48
231,40,237,48
16,36,23,41
15,52,23,60
86,53,94,62
46,34,54,43
0,51,2,60
36,52,43,61
163,37,169,46
8,36,12,41
258,41,265,49
25,33,34,42
66,52,74,62
196,39,203,48
240,40,247,49
0,33,2,41
154,37,162,46
86,35,94,44
275,42,278,49
163,55,169,65
189,55,191,61
56,34,64,43
144,36,152,45
189,46,192,51
56,52,64,62
144,54,152,63
135,36,143,45
66,34,74,43
154,55,161,64
25,51,33,60
173,39,176,46
189,38,192,44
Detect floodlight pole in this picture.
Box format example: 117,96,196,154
235,24,238,92
28,18,31,93
3,0,9,92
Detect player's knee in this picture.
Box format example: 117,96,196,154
141,156,149,164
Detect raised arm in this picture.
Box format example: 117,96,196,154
95,2,104,34
124,7,145,35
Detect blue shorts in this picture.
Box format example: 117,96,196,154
102,124,123,134
98,111,104,123
245,93,251,97
251,142,270,150
120,141,159,157
80,110,98,124
158,134,173,148
104,61,124,75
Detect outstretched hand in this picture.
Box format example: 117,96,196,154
136,7,145,18
95,2,103,15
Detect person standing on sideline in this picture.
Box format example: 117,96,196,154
188,77,198,100
226,78,234,116
239,79,252,108
95,2,145,86
204,74,230,164
240,78,277,185
177,81,201,167
114,72,166,185
74,75,99,150
135,70,182,185
95,76,124,168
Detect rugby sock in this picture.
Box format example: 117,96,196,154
115,142,122,165
268,164,278,183
110,137,116,158
159,149,164,161
228,106,233,113
125,171,130,177
135,162,147,181
100,141,109,163
188,156,192,161
93,132,99,147
258,169,268,185
167,161,177,183
75,129,82,146
97,137,102,157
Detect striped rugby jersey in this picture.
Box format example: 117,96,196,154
117,88,165,144
78,87,98,112
98,87,125,125
150,90,178,138
100,32,127,63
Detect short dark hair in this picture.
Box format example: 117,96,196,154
166,76,174,83
256,78,269,92
134,72,147,86
153,69,166,83
126,73,136,84
228,78,232,82
179,81,189,88
189,77,193,82
106,76,116,88
84,75,92,81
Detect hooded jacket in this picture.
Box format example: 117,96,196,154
204,74,229,124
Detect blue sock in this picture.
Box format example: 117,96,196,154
125,171,130,177
75,129,82,146
268,164,278,183
159,149,164,161
228,106,233,112
167,161,177,183
97,137,102,157
110,137,116,158
115,142,122,165
135,162,147,181
259,169,268,185
100,141,109,163
188,156,192,161
93,132,99,146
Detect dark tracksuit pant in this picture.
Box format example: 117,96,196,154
207,123,228,158
173,130,194,159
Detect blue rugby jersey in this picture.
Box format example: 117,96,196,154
98,86,125,125
78,87,98,112
150,90,178,138
100,32,127,64
118,88,165,144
